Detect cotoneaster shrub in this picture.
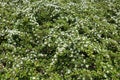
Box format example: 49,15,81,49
0,0,120,80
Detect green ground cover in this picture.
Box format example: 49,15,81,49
0,0,120,80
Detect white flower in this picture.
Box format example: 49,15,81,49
32,77,36,80
67,69,71,74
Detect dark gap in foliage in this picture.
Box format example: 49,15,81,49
40,45,57,58
17,76,30,80
88,62,96,71
0,34,8,45
12,34,22,47
35,66,45,74
105,9,117,24
35,6,60,25
106,42,118,52
79,50,89,58
60,26,68,31
78,27,86,34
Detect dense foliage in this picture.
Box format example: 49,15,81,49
0,0,120,80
